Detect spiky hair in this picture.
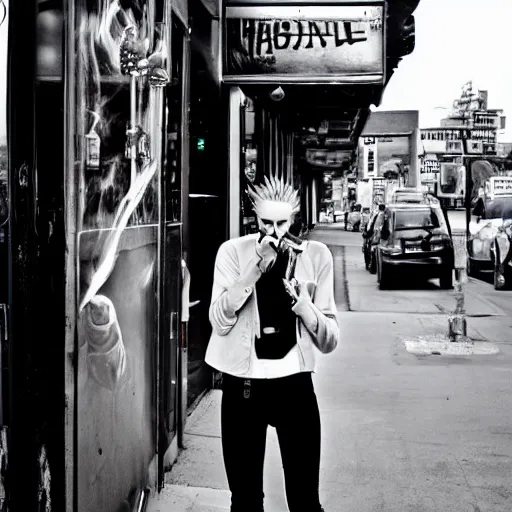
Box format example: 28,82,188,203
247,173,300,215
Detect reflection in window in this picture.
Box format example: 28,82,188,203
77,2,168,232
241,97,258,235
166,18,183,223
0,0,7,261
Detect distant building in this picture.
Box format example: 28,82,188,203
354,110,421,207
358,110,420,181
419,82,508,204
420,82,506,182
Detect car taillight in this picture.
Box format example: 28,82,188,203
382,241,402,255
430,234,451,242
428,235,451,250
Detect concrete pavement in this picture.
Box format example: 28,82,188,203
148,227,512,512
313,227,512,331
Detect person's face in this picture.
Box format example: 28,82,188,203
257,200,293,240
245,163,256,183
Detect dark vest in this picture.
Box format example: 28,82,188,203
255,250,297,360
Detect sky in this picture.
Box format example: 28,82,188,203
376,0,512,141
1,0,512,140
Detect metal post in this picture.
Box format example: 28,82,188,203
448,130,470,342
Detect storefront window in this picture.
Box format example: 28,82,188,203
239,99,297,235
74,2,169,510
0,0,7,346
0,0,7,253
241,97,258,235
167,18,184,223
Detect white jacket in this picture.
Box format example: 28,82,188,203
205,233,339,377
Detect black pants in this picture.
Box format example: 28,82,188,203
221,372,323,512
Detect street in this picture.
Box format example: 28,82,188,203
150,226,512,512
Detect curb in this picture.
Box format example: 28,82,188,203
328,244,351,312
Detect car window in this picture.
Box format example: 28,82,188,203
393,209,440,230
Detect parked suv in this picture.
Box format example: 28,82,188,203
376,203,454,290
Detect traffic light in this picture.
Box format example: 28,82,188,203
400,15,416,57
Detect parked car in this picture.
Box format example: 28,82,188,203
375,203,454,290
490,219,512,290
467,197,512,282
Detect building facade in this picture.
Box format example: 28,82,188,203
356,110,421,207
1,0,422,510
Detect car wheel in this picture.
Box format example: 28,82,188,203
439,268,453,289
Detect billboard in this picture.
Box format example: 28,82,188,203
223,3,385,83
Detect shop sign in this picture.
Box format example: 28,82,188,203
372,177,385,204
421,159,440,174
487,177,512,198
367,146,375,176
223,4,385,84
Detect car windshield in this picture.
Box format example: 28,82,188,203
393,208,443,230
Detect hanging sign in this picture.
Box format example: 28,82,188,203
223,3,386,84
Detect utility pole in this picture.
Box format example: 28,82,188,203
448,127,471,342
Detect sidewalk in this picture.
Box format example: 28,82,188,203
148,311,512,512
